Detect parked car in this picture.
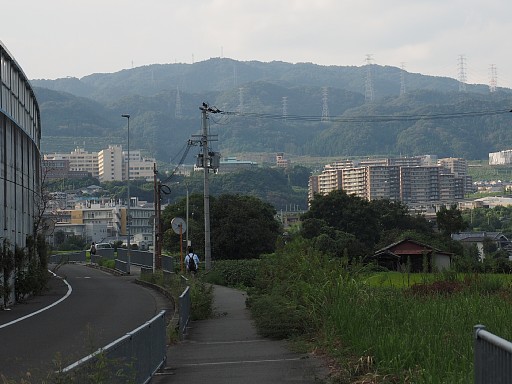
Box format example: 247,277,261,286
95,243,112,249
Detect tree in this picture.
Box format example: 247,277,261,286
302,190,380,248
284,165,312,187
211,194,282,260
162,194,282,260
436,204,467,237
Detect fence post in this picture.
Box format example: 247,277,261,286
474,324,486,384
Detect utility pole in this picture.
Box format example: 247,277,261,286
200,104,212,271
153,163,162,270
198,103,220,271
121,114,131,274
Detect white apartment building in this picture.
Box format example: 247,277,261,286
67,198,154,241
44,146,155,182
45,147,99,178
342,167,367,198
98,145,124,182
124,150,155,181
489,150,512,165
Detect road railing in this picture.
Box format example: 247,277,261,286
48,251,86,264
60,310,167,384
474,324,512,384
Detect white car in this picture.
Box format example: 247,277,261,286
95,243,112,249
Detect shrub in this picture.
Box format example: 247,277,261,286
205,259,260,288
189,280,214,320
249,293,312,339
247,238,340,339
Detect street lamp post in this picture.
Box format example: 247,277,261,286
122,114,131,274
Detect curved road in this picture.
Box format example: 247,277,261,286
0,264,172,381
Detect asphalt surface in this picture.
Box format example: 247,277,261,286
0,263,173,382
151,284,329,384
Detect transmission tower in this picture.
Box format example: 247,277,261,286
365,54,374,102
175,86,182,119
489,64,497,93
400,62,406,96
458,55,467,92
321,87,330,122
282,96,288,121
237,87,244,114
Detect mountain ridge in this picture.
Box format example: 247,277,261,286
33,58,512,162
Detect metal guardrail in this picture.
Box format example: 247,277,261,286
161,255,174,272
474,324,512,384
96,248,115,259
90,254,103,264
117,249,154,267
115,250,175,273
140,266,153,279
48,251,87,264
115,259,129,274
179,286,191,340
61,310,167,384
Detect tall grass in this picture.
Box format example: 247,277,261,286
322,274,512,383
233,239,512,383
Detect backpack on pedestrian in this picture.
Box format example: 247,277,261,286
188,253,197,273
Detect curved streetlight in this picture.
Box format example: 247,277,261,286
122,114,131,274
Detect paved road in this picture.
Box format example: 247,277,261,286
0,264,172,381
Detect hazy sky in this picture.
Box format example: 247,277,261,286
2,0,511,88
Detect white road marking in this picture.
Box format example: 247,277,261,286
189,339,270,345
176,357,303,367
0,270,72,329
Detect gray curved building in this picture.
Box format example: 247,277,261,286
0,41,41,304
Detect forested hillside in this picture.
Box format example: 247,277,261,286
33,58,512,162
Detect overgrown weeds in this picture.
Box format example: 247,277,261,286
209,238,512,383
204,259,260,288
139,270,213,321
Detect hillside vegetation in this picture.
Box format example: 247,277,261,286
34,59,512,163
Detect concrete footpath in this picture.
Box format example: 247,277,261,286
151,284,329,384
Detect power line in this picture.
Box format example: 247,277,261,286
219,108,511,123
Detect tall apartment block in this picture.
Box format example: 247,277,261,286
309,156,472,207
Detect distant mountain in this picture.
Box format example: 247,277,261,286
32,58,512,162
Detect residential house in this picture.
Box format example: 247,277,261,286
367,239,453,272
451,232,511,261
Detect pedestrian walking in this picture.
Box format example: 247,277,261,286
185,246,199,275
